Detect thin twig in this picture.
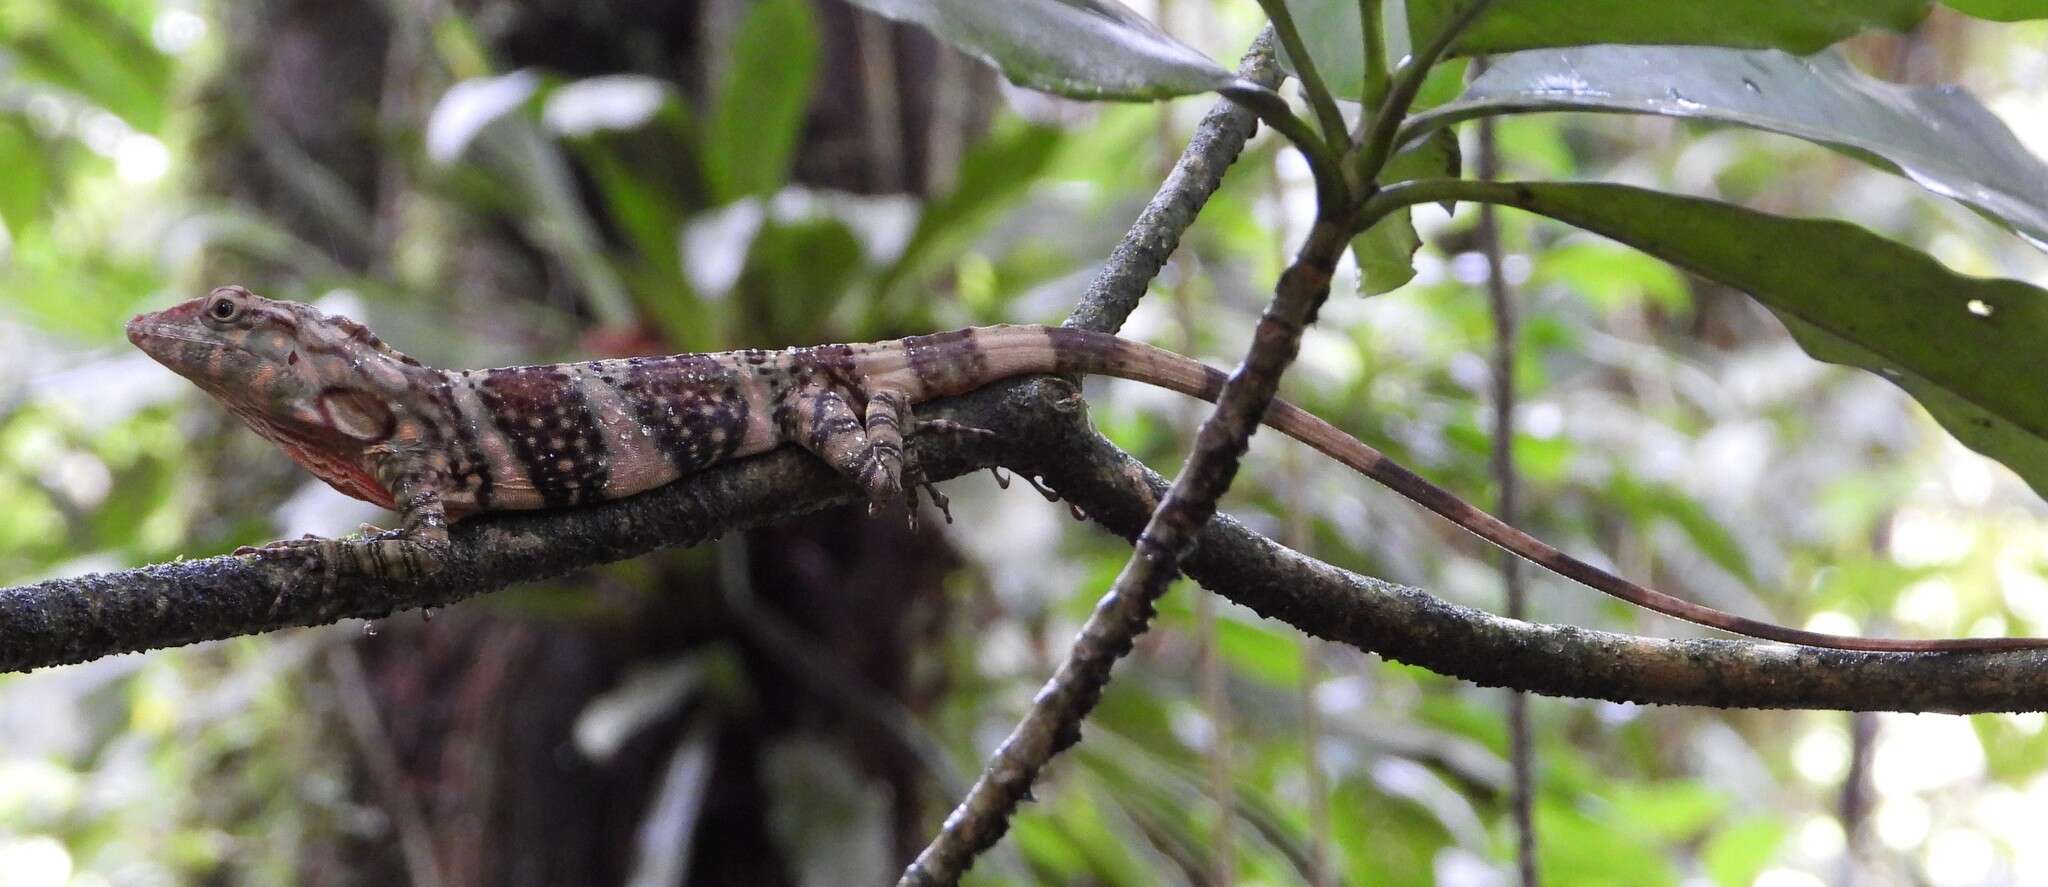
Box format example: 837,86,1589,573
1066,30,1286,335
897,32,1307,885
1476,93,1539,886
897,187,1364,887
1155,0,1238,869
1288,434,1331,887
328,645,448,887
1219,84,1342,208
1277,159,1332,887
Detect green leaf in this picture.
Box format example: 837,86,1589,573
1537,797,1679,886
1277,0,1370,101
0,120,50,233
1944,0,2048,20
702,0,820,203
1353,213,1422,296
1412,46,2048,249
1408,0,1928,56
1701,816,1789,887
1608,474,1756,585
1353,131,1458,295
873,121,1065,306
1607,782,1728,842
4,0,171,132
741,219,865,339
1531,241,1691,315
1461,181,2048,501
1214,618,1305,687
842,0,1246,101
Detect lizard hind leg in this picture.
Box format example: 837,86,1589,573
864,388,954,527
787,385,903,509
868,389,1008,527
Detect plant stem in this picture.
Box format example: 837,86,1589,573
1349,0,1495,188
898,206,1361,887
1069,27,1284,335
1476,95,1540,886
1221,84,1344,206
1256,0,1351,156
1359,0,1388,107
901,171,1428,881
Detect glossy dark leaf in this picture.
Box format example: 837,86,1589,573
1406,0,1928,56
1412,46,2048,249
1943,0,2048,20
843,0,1247,100
1469,181,2048,499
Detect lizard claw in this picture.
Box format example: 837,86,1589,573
1021,474,1061,502
892,446,958,530
911,480,954,525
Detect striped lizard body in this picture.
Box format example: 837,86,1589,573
127,286,2048,653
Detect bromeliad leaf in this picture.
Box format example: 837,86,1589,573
1407,47,2048,250
842,0,1249,101
1406,0,1928,56
702,0,820,203
1464,181,2048,500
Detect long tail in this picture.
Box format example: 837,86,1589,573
975,325,2045,653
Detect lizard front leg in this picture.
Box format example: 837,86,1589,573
238,476,453,610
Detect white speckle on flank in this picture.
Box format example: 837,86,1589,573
1967,299,1994,317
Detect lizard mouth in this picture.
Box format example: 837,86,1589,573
125,319,217,348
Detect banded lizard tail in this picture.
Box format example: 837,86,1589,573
127,286,2048,653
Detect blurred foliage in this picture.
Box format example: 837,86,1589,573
3,1,2048,885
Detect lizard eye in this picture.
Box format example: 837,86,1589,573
207,296,241,323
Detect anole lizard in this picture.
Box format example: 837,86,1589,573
127,286,2048,653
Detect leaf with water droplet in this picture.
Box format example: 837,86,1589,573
1942,0,2048,22
1404,0,1925,56
841,0,1250,101
1412,46,2048,250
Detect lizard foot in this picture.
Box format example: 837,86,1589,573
908,479,954,528
236,534,339,615
877,448,958,531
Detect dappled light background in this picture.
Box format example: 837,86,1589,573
3,1,2048,884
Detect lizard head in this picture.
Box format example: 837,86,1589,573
127,285,429,508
